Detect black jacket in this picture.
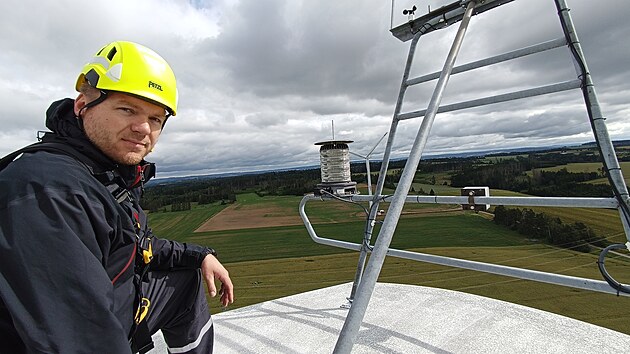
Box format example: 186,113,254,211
0,99,208,353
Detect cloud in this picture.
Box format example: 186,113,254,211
0,0,628,178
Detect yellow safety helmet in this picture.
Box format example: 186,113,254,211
76,41,178,116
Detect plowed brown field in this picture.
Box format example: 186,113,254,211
195,204,303,232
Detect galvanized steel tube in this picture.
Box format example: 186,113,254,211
333,2,478,352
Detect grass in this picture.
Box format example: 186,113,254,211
186,213,529,263
410,182,459,195
531,162,630,185
381,245,630,331
147,192,630,335
148,203,226,241
220,245,630,333
536,162,630,175
233,192,298,206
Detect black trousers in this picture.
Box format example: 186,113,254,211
133,269,213,354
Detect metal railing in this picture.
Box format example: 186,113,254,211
299,0,630,352
300,193,627,297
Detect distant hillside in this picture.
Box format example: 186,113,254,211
142,140,630,214
153,140,630,184
580,139,630,148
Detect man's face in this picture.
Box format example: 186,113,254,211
74,92,167,165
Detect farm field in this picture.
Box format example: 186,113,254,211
148,192,630,334
401,182,628,244
532,161,630,185
537,161,630,174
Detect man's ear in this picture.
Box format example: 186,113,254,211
74,93,88,117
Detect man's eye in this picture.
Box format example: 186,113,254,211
119,107,134,114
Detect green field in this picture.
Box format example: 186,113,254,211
149,203,227,242
537,161,630,174
148,192,630,334
533,161,630,186
510,161,630,243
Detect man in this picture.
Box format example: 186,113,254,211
0,41,234,353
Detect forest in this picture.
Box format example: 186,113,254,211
141,143,630,252
142,169,321,212
492,205,605,252
144,143,628,210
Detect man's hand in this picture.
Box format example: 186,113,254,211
200,254,234,307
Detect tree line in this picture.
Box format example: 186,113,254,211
449,155,616,197
493,205,606,252
142,169,321,212
142,143,629,213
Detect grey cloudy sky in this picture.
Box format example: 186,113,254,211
0,0,628,178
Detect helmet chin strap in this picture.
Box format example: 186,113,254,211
76,89,108,131
84,90,109,110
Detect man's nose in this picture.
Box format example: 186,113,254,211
131,119,151,135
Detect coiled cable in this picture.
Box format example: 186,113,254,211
596,243,630,295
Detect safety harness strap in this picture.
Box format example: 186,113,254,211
1,142,155,352
0,141,134,202
130,320,155,354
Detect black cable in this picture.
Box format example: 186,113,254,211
556,4,630,220
556,4,630,292
327,190,390,254
596,243,630,295
319,189,369,216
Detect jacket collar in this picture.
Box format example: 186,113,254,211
43,98,156,188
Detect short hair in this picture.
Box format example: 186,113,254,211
78,82,102,101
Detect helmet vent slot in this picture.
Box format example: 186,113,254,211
107,47,117,61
